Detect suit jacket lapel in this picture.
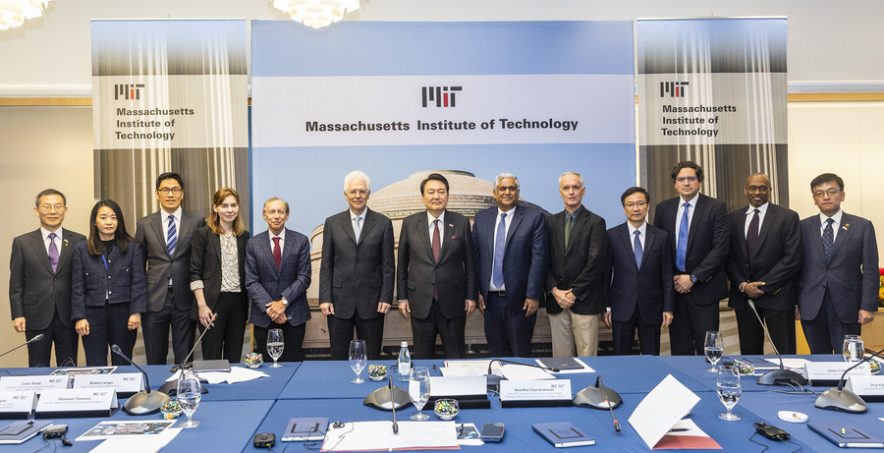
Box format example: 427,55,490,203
150,213,168,258
338,211,357,245
279,228,297,272
55,228,76,274
831,213,854,259
504,209,523,252
438,215,455,263
640,226,656,270
419,214,436,263
28,230,54,274
261,232,280,277
618,225,636,270
750,206,774,261
484,210,496,257
565,209,587,256
358,210,375,245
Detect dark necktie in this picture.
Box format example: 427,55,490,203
564,215,574,250
431,219,441,263
491,213,507,288
746,208,760,258
48,232,59,273
166,215,177,257
822,218,835,263
633,230,643,268
272,236,282,270
675,202,690,272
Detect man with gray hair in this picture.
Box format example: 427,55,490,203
545,172,607,356
319,171,394,359
473,172,548,357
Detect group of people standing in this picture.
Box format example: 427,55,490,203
9,163,878,368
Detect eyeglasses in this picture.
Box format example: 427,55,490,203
624,201,648,209
813,188,840,199
675,176,698,183
157,188,183,195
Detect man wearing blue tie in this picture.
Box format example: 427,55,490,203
798,173,879,354
473,173,548,357
653,161,729,355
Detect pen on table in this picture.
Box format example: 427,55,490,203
668,428,689,433
432,364,438,375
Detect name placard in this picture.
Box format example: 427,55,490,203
805,362,871,384
35,388,118,419
0,376,69,394
500,379,572,402
0,391,36,419
845,375,884,402
73,373,143,396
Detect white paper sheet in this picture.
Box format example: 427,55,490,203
88,427,181,453
500,364,554,380
320,421,458,451
165,366,268,385
627,374,701,449
766,358,807,369
443,360,502,375
439,367,485,377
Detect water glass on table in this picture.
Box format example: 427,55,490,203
267,328,284,368
716,361,741,421
843,335,864,362
408,367,431,421
704,330,724,372
177,371,202,428
349,339,367,384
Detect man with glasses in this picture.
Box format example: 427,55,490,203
798,173,878,354
726,173,801,355
135,172,205,364
10,189,86,367
605,187,673,355
545,172,607,357
653,161,729,355
473,173,548,357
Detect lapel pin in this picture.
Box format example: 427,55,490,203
63,239,69,248
842,223,850,231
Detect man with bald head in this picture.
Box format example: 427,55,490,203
319,171,394,360
726,173,801,355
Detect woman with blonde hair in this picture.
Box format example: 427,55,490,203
189,187,250,361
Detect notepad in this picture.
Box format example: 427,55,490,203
282,417,328,442
533,422,595,448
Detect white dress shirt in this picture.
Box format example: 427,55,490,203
819,210,844,242
40,227,63,255
744,202,769,237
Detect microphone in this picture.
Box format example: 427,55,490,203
111,344,170,415
389,375,398,434
574,375,623,410
814,347,884,414
747,300,808,386
159,323,216,396
0,334,45,359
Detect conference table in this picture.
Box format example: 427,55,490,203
0,355,880,452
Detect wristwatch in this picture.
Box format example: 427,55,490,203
280,296,289,307
690,275,698,284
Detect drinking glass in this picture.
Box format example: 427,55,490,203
408,367,431,421
843,335,864,362
267,328,284,368
177,372,202,428
704,330,724,372
349,339,367,384
716,362,741,421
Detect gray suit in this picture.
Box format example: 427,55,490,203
798,212,878,353
318,209,394,359
9,228,85,366
135,210,204,364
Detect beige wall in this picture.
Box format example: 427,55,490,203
0,107,93,367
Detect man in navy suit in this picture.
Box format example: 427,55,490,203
398,173,476,358
473,173,548,357
604,187,673,355
727,173,801,355
245,197,312,362
798,173,878,354
653,161,729,355
319,171,394,360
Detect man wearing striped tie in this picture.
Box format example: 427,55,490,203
135,172,205,364
653,161,729,356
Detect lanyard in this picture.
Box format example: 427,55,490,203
100,254,109,272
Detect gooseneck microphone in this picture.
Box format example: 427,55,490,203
389,375,399,434
747,300,808,386
159,323,215,396
814,347,884,414
111,344,170,415
0,334,45,359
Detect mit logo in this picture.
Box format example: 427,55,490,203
422,86,462,108
114,84,145,100
660,81,689,98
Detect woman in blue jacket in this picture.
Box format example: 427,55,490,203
72,199,147,366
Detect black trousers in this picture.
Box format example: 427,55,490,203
484,292,535,357
143,288,195,365
26,306,79,367
82,304,137,367
199,292,247,362
328,314,385,360
734,305,793,355
802,289,861,354
411,302,466,359
254,322,306,362
670,293,720,356
612,308,661,355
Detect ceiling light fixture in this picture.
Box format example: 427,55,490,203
271,0,360,29
0,0,52,31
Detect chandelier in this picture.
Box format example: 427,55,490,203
0,0,52,31
271,0,360,29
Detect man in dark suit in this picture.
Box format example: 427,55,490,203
246,197,312,362
9,189,85,367
604,187,673,355
653,161,729,355
727,173,801,355
545,172,607,357
798,173,878,354
474,173,548,357
135,172,204,365
398,173,477,359
319,171,394,360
